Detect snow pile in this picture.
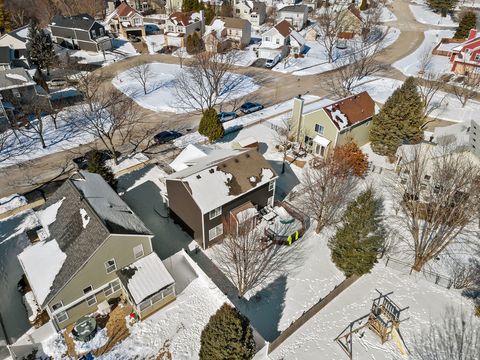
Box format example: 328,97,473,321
144,34,165,54
409,0,458,27
112,62,259,113
18,239,67,305
41,332,68,360
106,153,149,175
73,327,109,354
36,197,65,236
0,194,27,214
393,29,455,76
23,291,41,322
80,208,90,228
5,73,28,82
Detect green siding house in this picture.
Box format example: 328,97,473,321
290,91,377,157
18,171,175,330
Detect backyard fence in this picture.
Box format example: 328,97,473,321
384,256,453,289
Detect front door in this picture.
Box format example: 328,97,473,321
315,144,325,157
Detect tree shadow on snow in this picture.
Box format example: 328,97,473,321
267,160,300,201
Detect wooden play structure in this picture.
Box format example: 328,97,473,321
334,290,409,359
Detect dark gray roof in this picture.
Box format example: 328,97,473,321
50,14,96,31
8,25,29,42
278,5,309,12
40,171,152,306
0,46,12,64
0,68,36,90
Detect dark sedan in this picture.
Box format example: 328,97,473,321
240,102,263,114
154,130,182,144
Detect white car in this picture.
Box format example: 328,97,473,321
47,78,68,88
265,55,281,68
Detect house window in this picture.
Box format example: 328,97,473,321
265,36,270,42
133,244,144,259
55,310,69,323
236,9,240,14
304,135,313,146
315,124,324,135
90,30,96,38
267,195,274,206
104,279,121,297
86,294,97,306
133,17,142,26
99,28,104,36
209,206,222,219
475,54,480,61
168,25,174,32
51,301,63,312
269,180,275,191
139,299,150,312
209,224,223,241
12,88,20,98
83,286,93,295
105,258,116,274
276,38,280,44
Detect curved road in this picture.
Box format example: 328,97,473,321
0,0,443,197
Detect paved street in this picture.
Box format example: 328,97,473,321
0,0,451,198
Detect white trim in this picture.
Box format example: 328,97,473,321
133,244,144,259
208,223,223,241
105,258,117,274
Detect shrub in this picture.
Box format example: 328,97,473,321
198,108,224,142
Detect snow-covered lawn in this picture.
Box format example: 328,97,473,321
353,76,480,123
270,261,473,360
112,62,259,113
410,0,458,27
72,327,109,354
0,106,97,168
63,38,138,66
144,34,165,54
0,194,27,214
392,29,455,76
274,26,400,76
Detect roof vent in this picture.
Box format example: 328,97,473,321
209,169,214,174
234,159,239,163
246,154,250,158
196,175,201,179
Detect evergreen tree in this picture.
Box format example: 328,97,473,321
426,0,458,17
199,303,255,360
0,0,11,33
454,11,477,39
369,77,424,158
328,189,384,277
205,4,216,25
186,32,204,54
198,108,224,142
26,20,56,76
360,0,368,11
86,150,118,190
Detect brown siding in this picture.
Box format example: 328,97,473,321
166,179,203,245
203,182,274,247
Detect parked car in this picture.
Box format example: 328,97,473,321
265,55,281,68
240,102,263,114
154,130,182,144
47,78,68,88
217,112,238,123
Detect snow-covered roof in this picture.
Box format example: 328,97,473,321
167,149,277,213
169,144,213,172
0,68,36,90
290,29,306,47
35,197,65,237
118,252,174,305
313,135,331,147
321,92,375,130
18,239,67,305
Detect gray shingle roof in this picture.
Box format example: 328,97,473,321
0,68,36,91
8,25,29,42
50,14,96,31
278,5,308,12
40,171,152,306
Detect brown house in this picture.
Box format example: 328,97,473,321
166,149,278,249
106,1,146,39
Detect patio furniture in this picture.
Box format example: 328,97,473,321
262,211,277,222
72,316,97,342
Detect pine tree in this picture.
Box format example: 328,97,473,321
426,0,458,17
0,0,11,33
360,0,368,11
186,32,204,54
205,4,216,25
26,20,57,76
328,189,384,277
199,303,255,360
198,108,224,142
369,77,424,158
454,11,477,39
86,150,118,190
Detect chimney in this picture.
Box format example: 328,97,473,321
200,10,205,34
107,1,115,15
292,96,305,143
468,28,478,40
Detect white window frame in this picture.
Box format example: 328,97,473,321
209,224,223,241
12,88,20,98
105,258,117,274
86,294,97,306
268,180,275,191
315,124,324,135
51,301,63,312
133,244,144,259
55,310,69,323
103,279,121,297
209,206,222,220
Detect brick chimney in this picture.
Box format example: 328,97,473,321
468,28,478,40
292,95,304,143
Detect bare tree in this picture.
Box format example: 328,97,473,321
174,51,246,113
75,89,141,164
315,3,351,63
75,70,106,112
416,50,447,121
127,63,152,95
447,256,480,289
452,69,480,107
273,115,295,174
213,213,294,297
18,97,52,149
301,157,358,233
410,307,480,360
393,145,480,271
